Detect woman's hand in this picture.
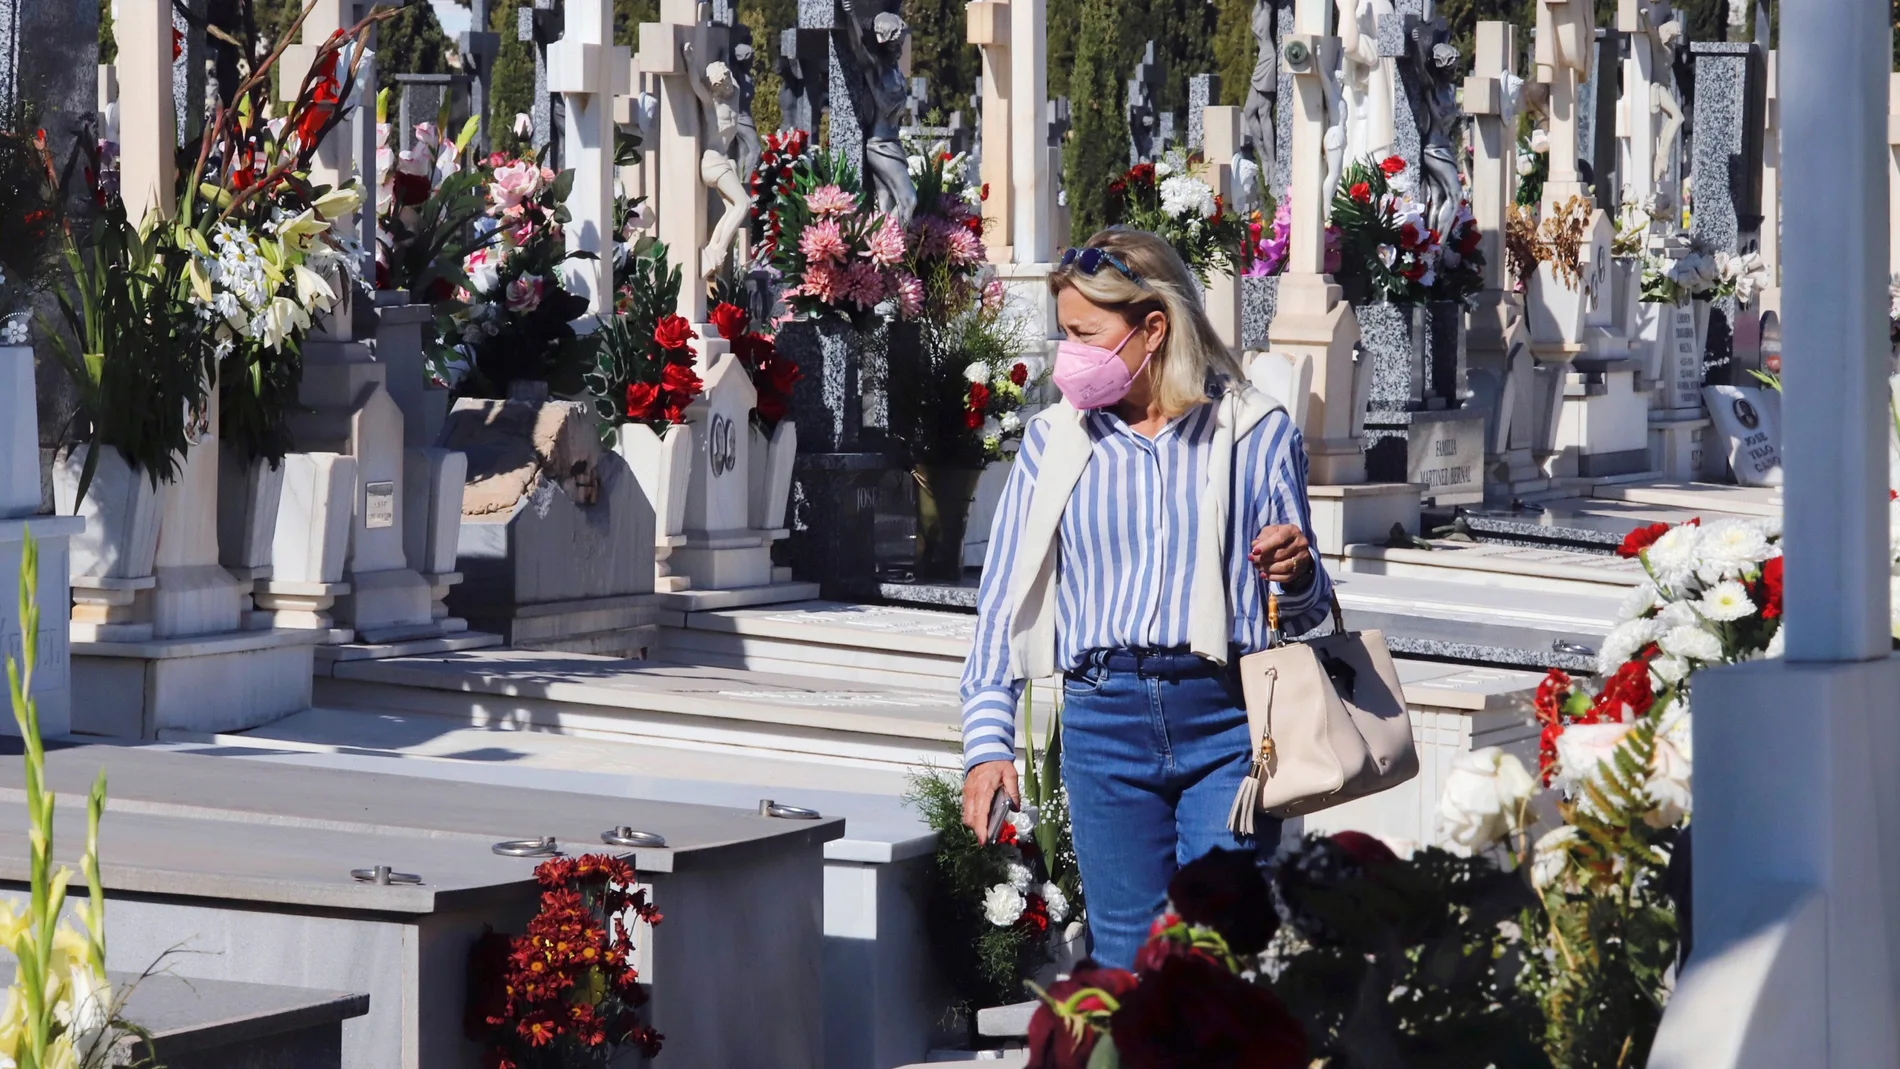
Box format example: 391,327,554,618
1251,523,1314,587
962,761,1022,845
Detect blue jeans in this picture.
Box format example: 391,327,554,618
1060,655,1281,970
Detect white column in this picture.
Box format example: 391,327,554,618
1202,106,1243,353
550,0,631,315
1785,0,1890,661
967,1,1013,261
638,0,709,323
117,0,176,223
1006,0,1048,263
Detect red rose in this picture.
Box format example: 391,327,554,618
1616,521,1673,559
1025,963,1138,1069
709,301,749,341
968,382,991,411
661,362,703,404
1165,848,1276,956
964,408,985,430
1010,362,1029,386
625,382,661,420
654,314,697,351
1379,155,1406,176
1758,554,1784,620
1110,957,1308,1069
1349,182,1371,204
1327,831,1399,870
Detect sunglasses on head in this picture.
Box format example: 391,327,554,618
1061,246,1143,286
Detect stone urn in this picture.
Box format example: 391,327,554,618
54,444,165,580
216,446,286,586
616,421,695,591
746,418,798,532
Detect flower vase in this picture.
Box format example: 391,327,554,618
747,419,798,532
912,464,983,582
53,444,166,580
216,446,285,581
616,421,695,592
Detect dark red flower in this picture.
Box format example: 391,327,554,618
393,169,432,207
425,276,453,303
1025,963,1138,1069
1349,182,1371,204
1758,554,1784,620
1616,521,1673,559
980,182,990,201
661,362,702,406
1165,849,1276,956
968,382,991,411
1327,831,1399,870
1379,155,1406,176
1019,893,1050,934
172,27,183,61
1110,957,1308,1069
625,382,662,420
1010,362,1029,386
964,408,985,430
709,301,749,341
653,314,697,351
995,820,1018,846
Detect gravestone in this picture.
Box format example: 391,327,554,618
391,73,471,149
517,0,563,162
779,321,885,600
1689,41,1768,381
1126,41,1161,165
1703,383,1782,486
1575,28,1623,212
1358,304,1487,506
459,0,502,153
1375,0,1429,191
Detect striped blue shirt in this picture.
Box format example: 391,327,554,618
959,395,1333,770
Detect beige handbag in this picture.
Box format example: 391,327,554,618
1227,592,1418,832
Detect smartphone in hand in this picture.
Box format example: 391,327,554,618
985,789,1013,844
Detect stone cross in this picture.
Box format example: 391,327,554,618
1046,96,1070,240
1532,0,1595,214
518,0,562,160
1187,73,1219,152
460,0,501,153
1127,41,1161,165
1203,107,1244,352
966,1,1013,260
1007,0,1050,262
117,0,177,223
905,75,929,127
1463,21,1518,294
549,0,629,315
1616,0,1685,226
639,0,731,325
280,0,366,339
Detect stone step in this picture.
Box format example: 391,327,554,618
1339,539,1647,598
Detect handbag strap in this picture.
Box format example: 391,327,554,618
1265,589,1350,643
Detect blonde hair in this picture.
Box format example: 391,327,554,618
1048,228,1246,419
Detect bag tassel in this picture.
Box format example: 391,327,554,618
1226,736,1273,836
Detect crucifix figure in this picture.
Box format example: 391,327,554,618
684,40,755,280
731,41,762,188
1240,1,1278,186
837,0,915,227
1407,24,1464,236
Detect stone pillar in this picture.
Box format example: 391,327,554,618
461,0,501,154
1689,40,1768,382
638,0,715,324
1758,50,1780,313
1203,106,1244,355
118,0,176,223
966,0,1013,261
550,0,630,314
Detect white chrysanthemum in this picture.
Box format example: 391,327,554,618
1042,881,1070,924
1618,581,1661,620
962,360,989,384
1659,623,1724,663
1698,579,1756,622
1644,524,1702,588
1654,599,1698,632
1695,520,1774,582
1005,861,1034,893
1649,654,1689,685
1597,617,1658,673
1159,174,1217,220
983,883,1026,927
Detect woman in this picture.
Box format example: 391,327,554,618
958,229,1334,969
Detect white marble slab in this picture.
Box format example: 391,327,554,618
1590,479,1781,517
1341,540,1648,594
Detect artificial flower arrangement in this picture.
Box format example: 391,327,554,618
0,128,63,346
1329,155,1484,304
1238,201,1342,279
707,300,801,432
373,97,491,301
907,695,1084,1019
1637,232,1770,308
435,151,596,397
465,853,665,1068
586,232,702,442
758,148,912,330
901,145,987,322
1515,127,1551,209
747,128,811,265
4,535,149,1069
1106,152,1246,286
164,10,379,467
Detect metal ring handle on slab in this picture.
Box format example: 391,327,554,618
351,866,422,885
759,799,822,820
493,836,561,857
1550,640,1597,658
601,827,668,848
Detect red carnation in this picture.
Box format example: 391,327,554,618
625,382,662,420
1350,182,1371,204
1758,554,1784,620
1019,893,1050,935
968,382,991,411
653,314,697,351
709,302,748,341
1380,155,1406,176
1010,362,1029,386
964,409,985,430
1616,521,1673,559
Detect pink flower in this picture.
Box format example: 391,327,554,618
945,225,984,267
504,273,545,313
413,122,440,149
464,245,506,294
867,216,907,265
799,262,846,304
981,276,1006,312
806,184,858,217
896,272,924,317
842,261,889,308
491,160,542,211
799,219,849,265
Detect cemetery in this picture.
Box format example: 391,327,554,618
0,0,1889,1063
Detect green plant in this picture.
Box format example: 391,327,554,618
43,202,214,505
1062,0,1131,245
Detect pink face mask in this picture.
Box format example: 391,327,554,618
1052,329,1152,410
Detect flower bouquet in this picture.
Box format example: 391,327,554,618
907,696,1083,1019
747,128,812,264
435,152,596,397
0,128,63,345
1106,153,1246,285
1329,155,1484,305
373,98,491,301
465,854,665,1068
759,149,910,330
587,237,700,439
708,300,800,432
901,145,986,321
